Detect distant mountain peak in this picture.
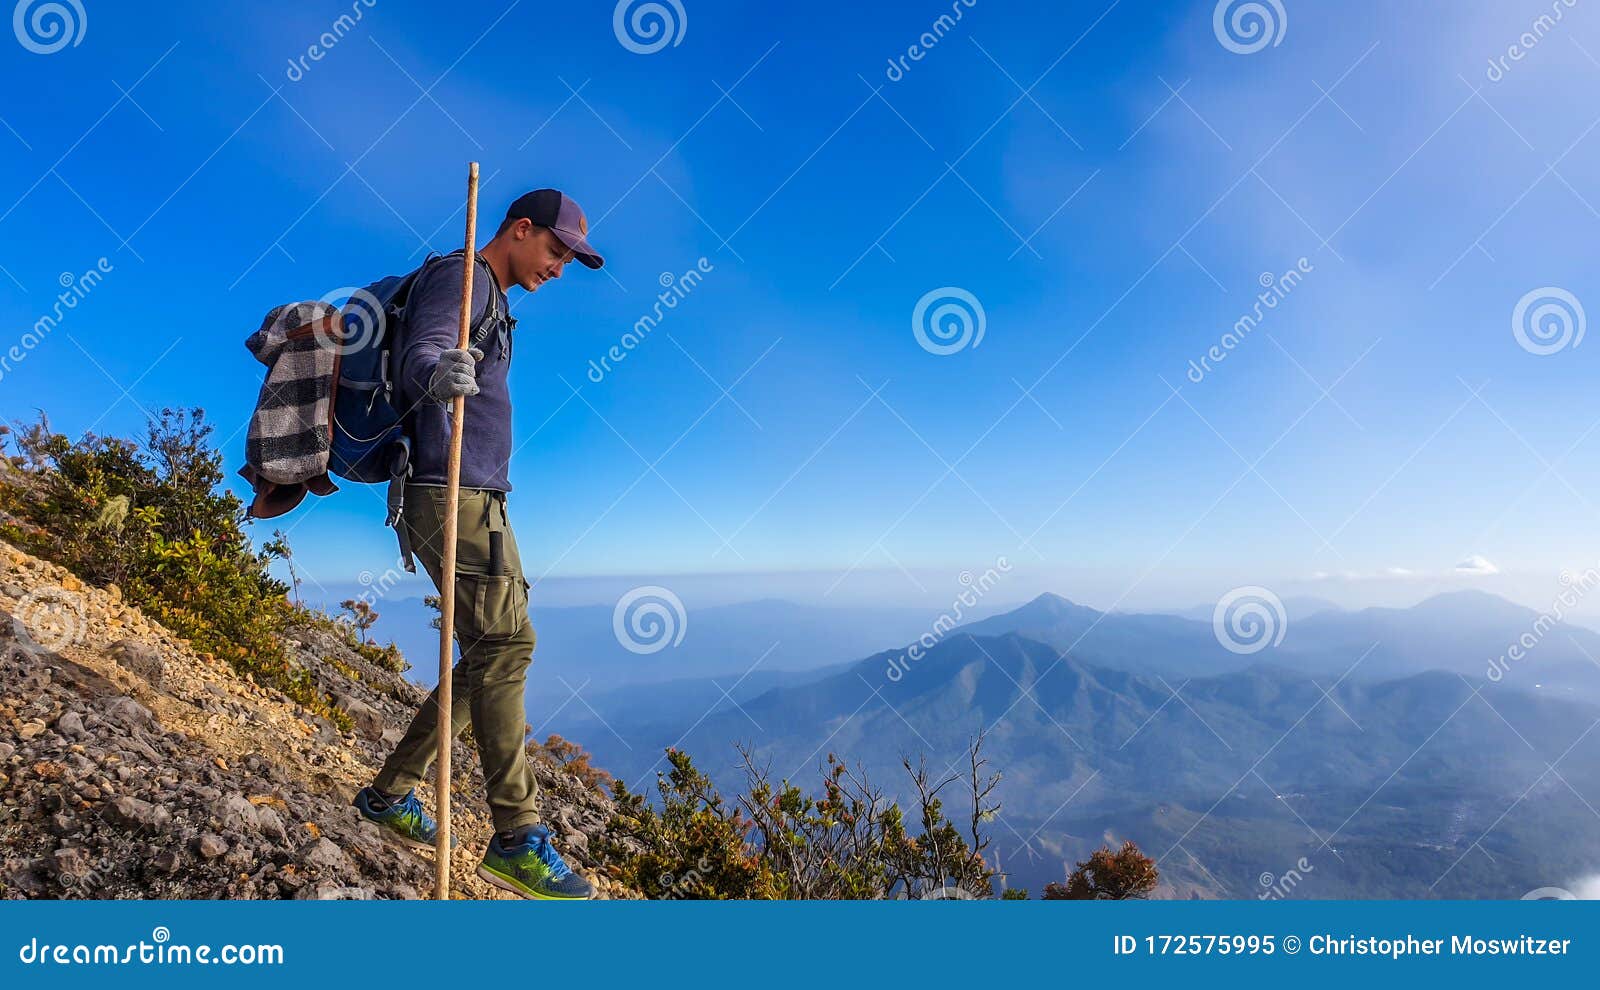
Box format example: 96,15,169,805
1008,592,1098,618
1407,589,1535,619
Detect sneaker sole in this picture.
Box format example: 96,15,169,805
475,863,591,901
353,809,451,855
389,832,440,854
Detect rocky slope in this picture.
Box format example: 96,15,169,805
0,539,636,900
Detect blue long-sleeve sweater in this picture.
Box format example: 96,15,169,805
396,255,514,492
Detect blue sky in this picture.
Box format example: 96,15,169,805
3,0,1600,614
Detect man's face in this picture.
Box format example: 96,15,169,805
506,221,576,292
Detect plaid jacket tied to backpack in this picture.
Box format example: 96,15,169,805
239,301,342,517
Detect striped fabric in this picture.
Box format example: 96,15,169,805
244,301,339,485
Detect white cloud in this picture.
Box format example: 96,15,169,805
1454,554,1500,576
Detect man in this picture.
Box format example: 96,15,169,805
351,189,604,900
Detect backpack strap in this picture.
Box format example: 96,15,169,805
415,249,504,348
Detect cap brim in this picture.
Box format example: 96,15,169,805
551,226,604,270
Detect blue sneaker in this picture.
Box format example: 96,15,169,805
476,825,593,900
352,787,457,853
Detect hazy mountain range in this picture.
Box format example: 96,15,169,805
532,590,1600,899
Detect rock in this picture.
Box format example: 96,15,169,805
255,807,288,843
101,696,153,728
51,846,91,878
295,882,371,900
212,795,259,832
380,726,404,747
17,721,46,740
300,837,352,875
150,849,181,874
222,843,255,870
55,711,85,738
340,697,386,741
0,742,14,762
196,833,229,859
106,796,156,829
109,640,164,687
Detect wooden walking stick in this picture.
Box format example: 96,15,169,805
435,161,480,898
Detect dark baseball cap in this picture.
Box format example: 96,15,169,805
504,189,604,269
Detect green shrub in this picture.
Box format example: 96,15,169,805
601,736,1003,899
0,410,350,729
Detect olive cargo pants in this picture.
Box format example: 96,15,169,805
373,486,540,832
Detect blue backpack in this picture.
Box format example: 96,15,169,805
327,250,504,566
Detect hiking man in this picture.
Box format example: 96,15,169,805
352,189,604,900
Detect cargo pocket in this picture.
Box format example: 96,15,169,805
455,571,528,643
